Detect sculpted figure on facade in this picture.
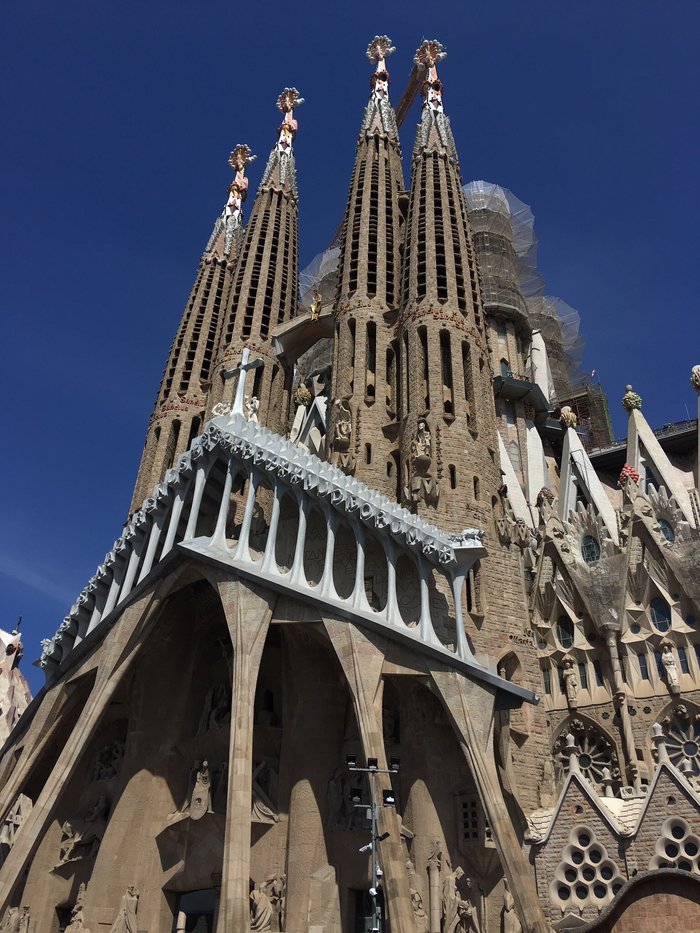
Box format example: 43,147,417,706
410,887,428,933
331,398,355,473
189,760,213,821
409,418,439,506
252,760,279,824
309,290,322,322
0,794,31,866
562,657,578,709
502,879,521,933
245,395,260,423
65,883,91,933
58,794,109,865
442,866,479,933
661,642,680,692
264,874,286,931
108,886,138,933
250,882,273,932
91,739,125,782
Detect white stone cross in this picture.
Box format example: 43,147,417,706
222,347,264,416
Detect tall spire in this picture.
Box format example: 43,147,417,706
204,144,257,264
129,145,254,513
327,38,405,493
412,39,458,162
210,90,303,433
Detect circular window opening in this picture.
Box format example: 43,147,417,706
601,866,613,880
631,623,641,634
594,884,606,899
565,868,576,882
578,832,591,847
590,849,602,864
650,597,671,633
582,866,595,881
575,885,588,900
672,824,687,839
581,535,601,564
659,519,675,543
665,843,680,858
572,850,584,865
558,887,570,901
556,616,574,649
679,860,693,872
685,842,699,857
579,753,593,770
612,883,622,895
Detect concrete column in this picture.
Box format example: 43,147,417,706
429,668,548,933
211,576,275,933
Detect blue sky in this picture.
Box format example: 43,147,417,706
2,0,698,694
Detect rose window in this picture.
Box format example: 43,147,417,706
557,729,614,786
663,715,700,776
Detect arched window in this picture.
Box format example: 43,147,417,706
581,535,601,564
508,440,521,472
505,400,516,426
659,519,675,543
650,597,671,633
556,615,575,649
500,358,510,378
365,443,372,465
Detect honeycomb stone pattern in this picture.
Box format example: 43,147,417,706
550,826,624,914
649,817,700,873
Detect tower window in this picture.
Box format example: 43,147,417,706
542,666,552,694
365,443,372,465
418,326,430,409
473,476,480,500
650,597,671,633
508,440,521,472
556,616,574,650
679,646,690,674
500,359,511,378
593,660,604,686
581,536,601,564
505,401,516,426
449,465,457,489
638,652,650,680
578,661,589,689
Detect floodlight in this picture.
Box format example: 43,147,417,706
350,787,363,804
390,757,400,772
346,754,357,768
367,757,378,770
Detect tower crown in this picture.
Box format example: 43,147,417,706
258,87,304,196
412,39,458,164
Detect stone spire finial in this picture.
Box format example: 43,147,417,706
601,767,615,798
258,88,304,194
680,757,694,780
275,87,304,154
564,733,581,775
691,365,700,393
622,385,642,411
366,36,395,103
414,39,447,113
222,144,257,252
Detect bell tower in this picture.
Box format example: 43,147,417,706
327,37,405,496
398,41,500,530
129,145,254,512
209,89,303,435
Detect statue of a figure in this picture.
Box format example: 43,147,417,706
245,395,260,422
91,739,125,781
331,399,352,450
309,290,322,322
108,886,138,933
189,760,213,821
502,879,521,933
58,795,109,865
661,643,680,689
442,866,479,933
0,908,21,933
410,888,428,933
411,419,432,465
264,874,286,931
250,883,273,933
65,883,91,933
252,761,279,824
17,910,29,933
562,657,578,709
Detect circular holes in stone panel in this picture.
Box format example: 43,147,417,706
571,850,584,865
672,824,686,840
578,832,591,848
589,848,602,864
575,885,588,901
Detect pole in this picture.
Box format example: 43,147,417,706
370,769,379,932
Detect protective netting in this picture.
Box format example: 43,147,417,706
299,246,340,306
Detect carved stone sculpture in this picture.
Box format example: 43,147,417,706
108,886,138,933
410,888,428,933
91,739,125,781
441,866,479,933
17,910,29,933
245,396,260,422
331,399,352,451
264,874,286,931
409,419,440,506
562,657,578,709
58,794,109,865
661,642,680,691
65,883,91,933
0,794,31,866
0,907,21,933
502,879,521,933
309,290,322,321
559,406,577,428
250,883,273,932
189,760,213,821
252,760,279,824
691,365,700,393
621,385,642,411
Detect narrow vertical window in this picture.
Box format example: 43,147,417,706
593,660,604,686
418,326,429,409
679,646,690,674
473,476,480,500
638,652,650,680
385,347,395,414
461,341,473,425
542,666,551,694
365,443,372,465
440,330,454,416
348,319,356,395
365,321,376,401
578,661,589,689
449,465,457,489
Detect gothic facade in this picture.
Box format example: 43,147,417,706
1,37,699,933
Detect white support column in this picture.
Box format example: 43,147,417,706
319,506,339,600
102,557,127,618
234,469,259,563
117,534,146,606
451,571,475,662
351,522,369,612
417,558,437,646
289,494,309,587
384,539,398,623
184,460,210,541
138,511,166,583
211,458,237,549
260,480,283,575
161,481,190,557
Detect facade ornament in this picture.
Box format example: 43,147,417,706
410,419,440,506
618,463,640,487
309,289,322,322
252,760,279,824
410,888,429,933
441,865,479,933
65,883,91,933
415,40,447,114
502,878,521,933
622,384,642,411
211,402,231,417
275,88,304,156
245,396,260,422
250,882,274,932
91,738,125,781
224,144,257,254
331,399,352,450
367,35,394,103
690,364,700,392
108,886,139,933
58,794,109,865
427,840,442,933
562,657,579,709
660,641,681,692
0,794,32,865
559,405,578,429
189,760,213,821
293,384,312,407
263,874,286,931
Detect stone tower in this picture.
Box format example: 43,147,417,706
209,89,303,434
398,40,499,531
328,36,405,496
129,145,255,512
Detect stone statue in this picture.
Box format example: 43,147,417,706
58,794,109,865
245,395,260,422
411,419,432,465
252,760,279,824
250,883,273,932
0,794,31,865
108,886,138,933
442,866,479,933
502,879,521,933
562,657,578,709
0,908,21,933
264,874,286,931
661,643,680,690
65,883,91,933
559,406,577,428
91,739,125,781
409,419,439,506
309,290,322,322
410,888,428,933
691,365,700,393
189,760,213,821
17,910,29,933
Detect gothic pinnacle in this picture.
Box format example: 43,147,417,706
414,39,447,113
225,144,257,232
275,87,304,155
